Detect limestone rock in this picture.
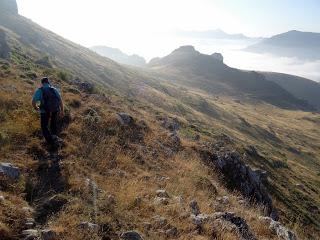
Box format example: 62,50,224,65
151,215,167,229
217,196,229,204
22,207,35,214
174,195,184,205
154,197,169,205
269,221,297,240
189,200,200,215
41,229,57,240
78,222,100,231
200,147,278,220
106,194,116,206
22,229,38,238
215,212,257,240
0,162,20,179
25,218,35,228
166,227,178,237
259,216,297,240
117,113,134,126
160,117,180,132
120,231,143,240
169,132,181,149
71,79,95,93
190,214,212,226
156,189,169,198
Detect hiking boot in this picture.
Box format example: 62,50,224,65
52,135,63,147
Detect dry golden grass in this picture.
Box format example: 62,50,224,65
1,51,319,240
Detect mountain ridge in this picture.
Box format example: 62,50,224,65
176,28,259,40
91,45,146,67
261,71,320,110
149,45,316,111
246,30,320,59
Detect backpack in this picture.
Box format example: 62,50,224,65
40,87,61,113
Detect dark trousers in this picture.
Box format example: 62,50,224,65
41,112,58,144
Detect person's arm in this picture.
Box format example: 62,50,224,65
32,100,39,111
32,89,41,111
32,99,39,111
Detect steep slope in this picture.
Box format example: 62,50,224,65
149,45,314,111
91,46,146,67
261,72,320,110
246,30,320,60
0,5,151,94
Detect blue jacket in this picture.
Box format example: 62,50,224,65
32,83,62,113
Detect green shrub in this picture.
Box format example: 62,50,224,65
57,71,70,81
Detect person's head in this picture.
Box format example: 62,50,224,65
41,77,50,85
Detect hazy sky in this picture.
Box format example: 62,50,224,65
17,0,320,48
16,0,320,81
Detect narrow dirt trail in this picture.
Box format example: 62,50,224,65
24,145,68,229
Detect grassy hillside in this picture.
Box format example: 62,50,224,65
0,5,320,240
262,72,320,110
0,47,282,240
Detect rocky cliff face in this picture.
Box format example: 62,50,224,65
199,141,279,220
211,52,224,63
0,0,18,15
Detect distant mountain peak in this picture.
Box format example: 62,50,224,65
245,30,320,60
91,45,146,67
173,45,197,53
176,29,253,40
0,0,18,15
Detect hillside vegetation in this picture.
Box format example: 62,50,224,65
0,2,320,240
262,72,320,110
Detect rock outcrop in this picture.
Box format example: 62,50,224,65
211,52,224,62
0,162,20,179
200,145,278,220
214,212,257,240
188,201,256,240
0,0,18,15
78,222,100,231
259,217,297,240
120,231,144,240
117,113,134,126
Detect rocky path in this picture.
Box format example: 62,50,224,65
22,144,68,239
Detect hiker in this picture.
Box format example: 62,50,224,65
32,77,64,146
